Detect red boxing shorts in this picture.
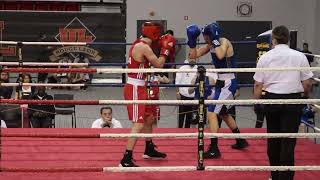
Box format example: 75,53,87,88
124,83,148,123
146,105,160,121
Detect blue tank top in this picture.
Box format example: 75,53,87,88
195,76,213,99
210,51,237,69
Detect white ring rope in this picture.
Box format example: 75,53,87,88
313,77,320,82
1,65,320,73
0,83,86,87
0,41,86,46
313,104,320,109
0,99,315,105
96,99,320,105
1,97,318,105
0,62,89,67
103,166,320,172
312,126,320,133
305,52,320,58
1,40,320,58
96,67,320,73
98,132,320,139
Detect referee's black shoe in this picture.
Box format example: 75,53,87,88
231,139,249,150
203,145,221,159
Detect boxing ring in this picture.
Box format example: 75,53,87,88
1,41,320,180
1,128,320,180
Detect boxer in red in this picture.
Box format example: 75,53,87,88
121,22,176,167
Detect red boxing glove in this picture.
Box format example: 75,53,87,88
159,34,176,57
168,47,176,63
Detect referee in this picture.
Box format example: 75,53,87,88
253,25,313,180
175,59,197,128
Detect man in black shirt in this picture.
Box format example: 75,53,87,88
0,71,13,99
29,86,55,128
301,43,314,65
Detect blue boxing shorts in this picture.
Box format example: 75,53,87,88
208,78,237,115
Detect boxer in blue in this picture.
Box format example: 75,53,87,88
186,23,248,159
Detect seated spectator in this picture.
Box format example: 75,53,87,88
47,55,73,89
28,86,55,128
15,73,36,99
91,107,122,128
47,73,59,86
74,53,90,64
0,71,13,99
70,67,90,90
57,55,72,84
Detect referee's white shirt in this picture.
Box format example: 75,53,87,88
253,44,313,94
175,61,197,97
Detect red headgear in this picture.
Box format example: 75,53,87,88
141,22,161,42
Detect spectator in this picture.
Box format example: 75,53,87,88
301,43,314,65
0,71,13,99
70,67,90,90
175,59,197,128
55,54,72,85
0,52,3,61
28,86,55,128
74,53,90,64
47,73,59,84
71,54,92,90
15,73,36,99
91,107,122,128
47,54,72,88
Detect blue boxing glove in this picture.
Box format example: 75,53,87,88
186,24,201,48
202,23,221,48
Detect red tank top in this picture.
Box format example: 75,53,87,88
127,39,151,80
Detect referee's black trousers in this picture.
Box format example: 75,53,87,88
264,92,303,180
178,94,195,128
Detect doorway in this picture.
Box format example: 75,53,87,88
217,21,272,84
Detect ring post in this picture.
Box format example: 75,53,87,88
197,66,206,170
17,42,23,67
122,64,126,84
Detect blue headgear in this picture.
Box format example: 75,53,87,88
202,23,221,37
